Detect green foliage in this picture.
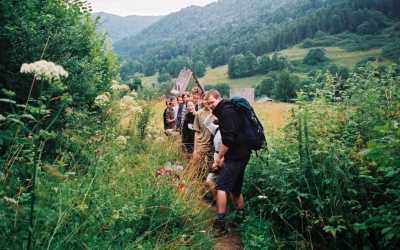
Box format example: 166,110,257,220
303,48,329,65
120,59,144,81
193,61,206,77
114,0,400,75
228,52,258,78
0,1,212,248
327,64,350,79
127,77,142,91
204,83,230,98
136,105,151,140
158,72,172,83
243,64,400,249
166,56,192,78
257,53,289,76
255,71,299,101
357,20,379,34
382,40,400,61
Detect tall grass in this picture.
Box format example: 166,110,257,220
1,96,213,249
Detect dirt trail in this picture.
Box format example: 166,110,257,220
214,232,242,250
205,205,243,250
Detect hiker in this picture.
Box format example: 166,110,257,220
191,87,202,111
163,100,170,131
176,95,185,130
189,95,215,179
205,118,221,204
181,101,196,155
170,96,179,128
205,89,252,233
164,97,178,136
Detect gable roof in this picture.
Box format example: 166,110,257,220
172,68,204,95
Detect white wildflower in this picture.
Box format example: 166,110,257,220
257,195,268,200
128,90,138,98
3,196,18,205
111,83,130,94
119,96,142,114
65,107,73,115
94,92,111,107
20,60,68,81
120,95,136,107
116,135,128,147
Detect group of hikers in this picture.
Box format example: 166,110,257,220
163,86,265,234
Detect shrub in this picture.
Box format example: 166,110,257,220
303,48,329,65
243,64,400,249
255,71,299,101
382,40,400,61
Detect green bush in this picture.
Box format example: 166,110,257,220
243,64,400,249
228,52,259,78
255,71,299,101
303,48,329,65
382,40,400,61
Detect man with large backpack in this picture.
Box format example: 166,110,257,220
205,89,265,234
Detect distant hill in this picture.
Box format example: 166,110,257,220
92,12,162,43
114,0,400,77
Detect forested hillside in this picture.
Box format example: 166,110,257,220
92,12,162,43
114,0,400,78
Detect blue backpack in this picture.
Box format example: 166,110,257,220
230,97,267,151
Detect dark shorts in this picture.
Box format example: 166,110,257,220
216,156,250,196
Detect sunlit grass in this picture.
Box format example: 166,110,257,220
270,46,383,67
199,65,266,88
253,102,293,136
199,46,385,88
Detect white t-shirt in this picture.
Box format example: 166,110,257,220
203,115,222,152
213,130,222,152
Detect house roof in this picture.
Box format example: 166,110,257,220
172,68,204,95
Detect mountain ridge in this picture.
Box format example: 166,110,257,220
92,12,163,43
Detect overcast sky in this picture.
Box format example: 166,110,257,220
88,0,217,16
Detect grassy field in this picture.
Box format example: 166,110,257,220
199,65,265,88
198,46,383,88
253,102,293,135
274,46,383,67
141,74,159,88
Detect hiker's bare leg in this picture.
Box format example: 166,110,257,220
216,190,228,214
231,193,244,209
206,180,217,201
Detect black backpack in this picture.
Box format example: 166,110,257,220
230,97,267,151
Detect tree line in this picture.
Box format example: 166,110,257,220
115,0,400,80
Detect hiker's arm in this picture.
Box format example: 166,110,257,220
215,144,228,167
219,107,239,148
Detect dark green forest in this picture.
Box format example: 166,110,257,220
115,0,400,79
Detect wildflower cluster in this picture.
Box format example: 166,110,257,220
115,135,128,148
111,82,130,94
94,92,111,107
120,96,143,115
20,60,69,81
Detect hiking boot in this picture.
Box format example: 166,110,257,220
213,219,228,236
229,209,245,228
